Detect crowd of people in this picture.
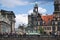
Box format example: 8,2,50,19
0,32,59,38
0,32,26,38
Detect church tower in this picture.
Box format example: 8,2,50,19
54,0,60,12
54,0,60,15
53,0,60,35
32,2,38,16
28,2,43,33
33,2,38,13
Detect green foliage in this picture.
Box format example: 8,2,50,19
39,27,44,34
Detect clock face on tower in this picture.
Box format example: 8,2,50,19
35,8,37,12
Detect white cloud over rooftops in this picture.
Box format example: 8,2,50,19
28,7,47,15
15,14,28,28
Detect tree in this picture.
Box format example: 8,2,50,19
39,27,44,34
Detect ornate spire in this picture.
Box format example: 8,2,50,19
33,2,38,13
34,2,38,7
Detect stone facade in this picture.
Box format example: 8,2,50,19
27,0,60,35
0,10,15,34
28,3,43,34
27,3,53,35
16,25,26,35
52,0,60,35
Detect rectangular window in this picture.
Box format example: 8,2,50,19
52,21,55,25
52,26,55,31
58,26,60,31
47,27,51,30
55,5,59,11
58,22,60,26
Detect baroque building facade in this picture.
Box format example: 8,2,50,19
52,0,60,35
15,24,26,35
27,3,43,34
27,0,60,35
0,10,16,34
42,15,53,35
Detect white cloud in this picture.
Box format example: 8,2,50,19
0,0,29,7
15,14,28,28
28,7,47,15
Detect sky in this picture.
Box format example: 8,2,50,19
0,0,54,28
